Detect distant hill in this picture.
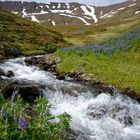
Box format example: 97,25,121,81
0,9,71,58
0,0,140,26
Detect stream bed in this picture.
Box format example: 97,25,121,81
0,57,140,140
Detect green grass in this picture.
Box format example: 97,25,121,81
52,26,140,93
0,9,71,58
0,96,71,140
50,16,140,46
53,48,140,93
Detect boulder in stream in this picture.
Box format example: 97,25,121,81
6,70,14,78
0,79,45,103
0,69,5,77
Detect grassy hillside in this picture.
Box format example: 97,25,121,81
53,27,140,93
0,9,71,58
49,15,140,46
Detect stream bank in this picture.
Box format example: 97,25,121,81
0,56,140,140
24,55,140,103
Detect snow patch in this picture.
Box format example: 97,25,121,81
40,9,48,14
52,6,56,9
100,10,113,18
12,11,18,14
50,9,72,14
100,11,103,16
128,3,136,7
71,8,78,13
39,5,43,8
84,16,92,19
100,7,126,19
58,3,61,9
22,8,27,18
66,3,70,9
80,5,98,23
45,5,49,8
31,15,39,23
60,13,91,25
52,20,56,26
135,10,140,14
118,7,126,11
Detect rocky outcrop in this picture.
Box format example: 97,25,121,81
0,69,15,78
121,88,140,102
25,56,61,73
6,70,14,78
0,69,5,77
0,79,45,103
25,56,140,103
25,56,99,82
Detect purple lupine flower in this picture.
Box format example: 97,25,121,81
18,116,27,131
59,27,140,54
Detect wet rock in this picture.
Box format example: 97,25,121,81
122,88,140,103
136,97,140,103
6,70,14,77
66,72,83,81
118,115,133,126
0,69,5,76
123,116,133,126
0,55,4,62
25,56,140,102
10,48,22,57
25,57,39,65
1,80,45,103
55,73,65,80
2,47,22,58
61,85,88,95
25,56,60,73
87,106,107,119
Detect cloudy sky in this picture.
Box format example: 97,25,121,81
4,0,127,6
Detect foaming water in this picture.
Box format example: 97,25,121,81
45,91,140,140
1,58,140,140
0,58,55,83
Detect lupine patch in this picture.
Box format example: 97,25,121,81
60,27,140,55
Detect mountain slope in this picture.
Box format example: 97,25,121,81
0,0,140,26
0,9,71,58
53,27,140,93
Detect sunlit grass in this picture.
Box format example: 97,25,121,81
53,48,140,93
52,27,140,93
50,17,140,46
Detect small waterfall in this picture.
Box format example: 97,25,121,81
0,57,140,140
10,89,18,103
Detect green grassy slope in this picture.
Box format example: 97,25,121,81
53,27,140,93
0,9,71,58
49,15,140,46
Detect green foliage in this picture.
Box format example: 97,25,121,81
0,97,71,140
50,16,140,46
52,28,140,93
0,9,71,58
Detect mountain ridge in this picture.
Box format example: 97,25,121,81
0,0,140,26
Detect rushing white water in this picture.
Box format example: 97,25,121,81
1,58,140,140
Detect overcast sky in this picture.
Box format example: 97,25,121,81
4,0,128,6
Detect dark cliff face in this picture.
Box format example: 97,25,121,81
0,1,23,12
0,0,140,26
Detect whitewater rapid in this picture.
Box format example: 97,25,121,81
1,57,140,140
